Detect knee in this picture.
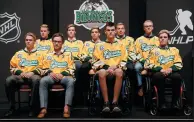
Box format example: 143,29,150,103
98,69,107,79
171,73,182,80
114,68,123,78
5,75,16,86
75,61,82,69
134,62,142,71
39,76,48,86
30,75,41,84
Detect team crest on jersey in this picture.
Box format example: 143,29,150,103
19,58,39,67
51,60,68,69
158,55,175,65
103,50,121,59
141,43,154,52
0,12,21,44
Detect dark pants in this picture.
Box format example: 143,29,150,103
5,75,40,110
152,72,182,106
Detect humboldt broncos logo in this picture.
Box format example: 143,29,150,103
74,0,114,30
103,50,121,59
158,55,174,65
0,12,21,44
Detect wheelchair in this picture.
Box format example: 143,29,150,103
142,73,192,116
87,70,132,116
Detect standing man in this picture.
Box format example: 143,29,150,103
4,32,43,117
92,22,128,114
134,20,159,96
35,24,53,54
37,33,75,118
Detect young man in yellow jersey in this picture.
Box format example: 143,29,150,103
62,24,83,106
35,24,53,54
37,33,75,118
92,22,128,114
144,30,183,110
4,33,43,117
80,26,102,93
134,20,159,96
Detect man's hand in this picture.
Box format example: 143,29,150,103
107,68,114,75
160,69,168,76
20,72,28,78
109,65,117,70
25,72,34,78
56,74,64,81
50,72,59,82
166,68,172,74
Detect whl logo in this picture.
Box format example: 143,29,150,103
0,12,21,44
74,0,114,30
169,9,193,44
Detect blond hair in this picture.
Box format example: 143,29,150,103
24,32,36,41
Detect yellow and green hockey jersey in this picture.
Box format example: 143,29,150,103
116,35,136,61
80,40,102,62
40,51,75,76
35,38,54,54
135,35,159,63
62,39,84,60
144,46,183,72
92,40,128,70
10,48,43,75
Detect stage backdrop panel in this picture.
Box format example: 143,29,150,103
147,0,193,103
59,0,129,41
0,0,43,103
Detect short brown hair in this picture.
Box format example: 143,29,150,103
105,22,115,30
24,32,36,41
66,24,76,31
40,24,49,31
116,22,125,28
91,26,100,33
158,29,171,39
52,33,64,43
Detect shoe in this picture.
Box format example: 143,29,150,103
4,108,15,117
172,102,180,110
112,102,121,113
159,104,167,110
138,87,143,96
28,111,34,117
63,111,70,118
37,108,47,118
102,102,110,113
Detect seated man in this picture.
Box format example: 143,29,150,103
92,22,128,114
5,32,43,117
37,33,75,118
79,26,102,93
144,30,183,110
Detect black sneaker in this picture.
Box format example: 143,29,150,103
4,108,15,117
102,102,110,113
112,102,121,113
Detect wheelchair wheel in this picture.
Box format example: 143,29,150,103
149,86,158,116
121,76,132,116
183,105,192,116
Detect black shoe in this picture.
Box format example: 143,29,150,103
28,111,35,117
112,102,121,113
102,102,110,113
159,104,167,110
4,108,15,117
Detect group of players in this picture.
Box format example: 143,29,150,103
4,20,183,118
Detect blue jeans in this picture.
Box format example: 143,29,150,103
134,62,143,86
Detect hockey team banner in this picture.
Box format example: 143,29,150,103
147,0,193,102
59,0,129,41
0,0,43,103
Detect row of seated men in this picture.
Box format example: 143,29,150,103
4,21,183,118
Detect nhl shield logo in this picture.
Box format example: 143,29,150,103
0,12,21,44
